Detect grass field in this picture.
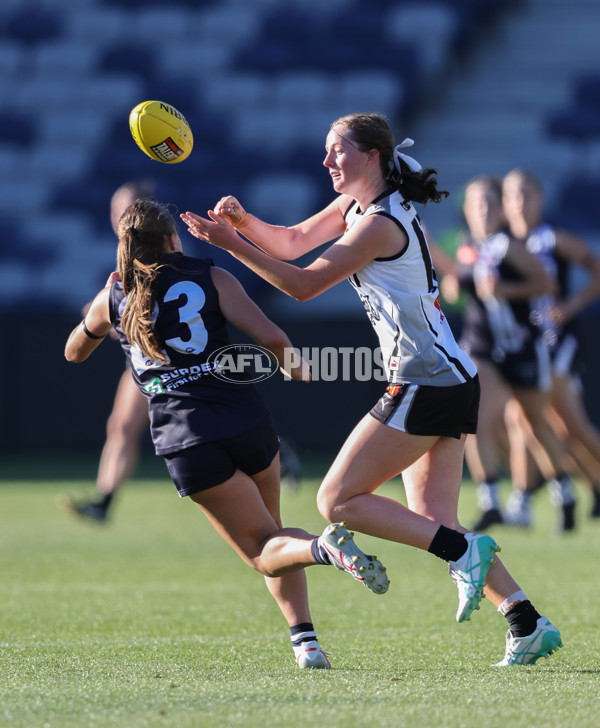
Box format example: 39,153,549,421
1,455,599,728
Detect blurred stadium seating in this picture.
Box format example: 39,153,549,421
3,0,600,456
546,73,600,229
0,0,599,313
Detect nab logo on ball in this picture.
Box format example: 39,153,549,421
129,100,193,164
150,137,185,163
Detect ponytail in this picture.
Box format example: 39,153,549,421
386,138,448,206
388,160,449,206
116,200,177,364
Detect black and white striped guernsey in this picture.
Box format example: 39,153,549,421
344,189,477,386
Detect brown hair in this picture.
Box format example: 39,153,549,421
330,111,449,205
465,174,502,201
502,168,543,193
116,199,177,364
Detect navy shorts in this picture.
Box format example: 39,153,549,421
164,416,280,497
369,375,480,439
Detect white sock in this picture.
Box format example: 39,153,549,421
290,624,317,655
478,481,500,510
498,590,528,615
507,489,530,508
548,476,576,506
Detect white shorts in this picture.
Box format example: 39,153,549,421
552,333,579,378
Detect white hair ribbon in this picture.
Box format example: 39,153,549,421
392,138,422,173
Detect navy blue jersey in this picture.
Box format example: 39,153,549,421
108,253,269,455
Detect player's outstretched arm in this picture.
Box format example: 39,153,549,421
201,194,348,261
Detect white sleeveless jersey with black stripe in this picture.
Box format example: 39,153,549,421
473,231,539,356
345,189,477,386
525,223,560,349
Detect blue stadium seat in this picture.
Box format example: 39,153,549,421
134,7,191,41
200,73,269,116
199,6,262,45
37,109,111,148
105,0,209,8
385,3,461,78
431,0,513,52
234,40,299,74
65,6,130,44
143,77,199,120
0,174,50,216
555,177,600,232
0,42,23,75
546,74,600,143
33,41,99,77
546,110,600,144
50,178,117,224
4,7,64,44
98,43,158,79
339,70,406,123
575,75,600,112
333,8,386,43
29,144,91,182
0,113,36,147
244,171,319,227
261,8,327,44
0,218,23,260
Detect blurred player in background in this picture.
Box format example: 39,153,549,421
500,169,600,528
63,180,154,522
438,176,515,520
433,175,564,534
444,174,595,534
182,112,562,665
64,197,390,669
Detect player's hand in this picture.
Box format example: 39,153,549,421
214,196,249,229
475,274,499,300
279,348,311,382
440,273,460,304
181,210,243,253
550,302,570,325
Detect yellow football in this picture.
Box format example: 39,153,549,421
129,100,193,164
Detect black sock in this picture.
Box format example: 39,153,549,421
505,600,541,637
311,537,331,565
428,525,468,562
94,493,114,511
290,622,317,647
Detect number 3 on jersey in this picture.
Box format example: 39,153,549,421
163,280,208,355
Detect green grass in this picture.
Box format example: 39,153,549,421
1,460,599,728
